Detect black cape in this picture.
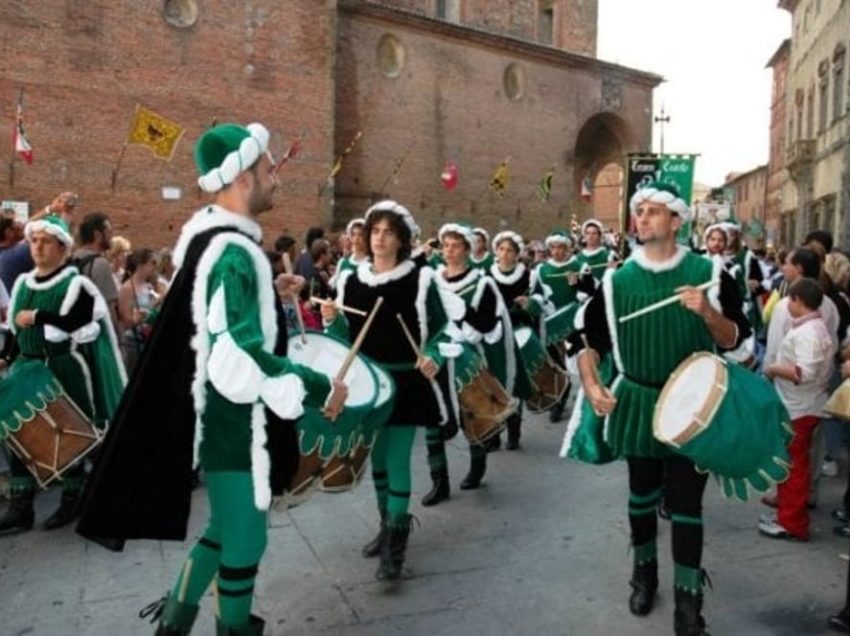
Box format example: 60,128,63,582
76,227,299,550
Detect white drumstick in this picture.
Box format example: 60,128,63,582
618,280,718,324
310,296,368,317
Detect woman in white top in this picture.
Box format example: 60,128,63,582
117,248,161,375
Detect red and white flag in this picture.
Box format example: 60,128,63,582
13,99,33,165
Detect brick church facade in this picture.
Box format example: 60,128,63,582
0,1,659,246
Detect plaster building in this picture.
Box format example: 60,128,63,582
766,39,790,247
779,0,849,247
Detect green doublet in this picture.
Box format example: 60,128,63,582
528,258,581,319
576,247,612,282
10,271,96,423
469,252,494,271
605,252,716,458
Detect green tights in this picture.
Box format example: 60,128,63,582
370,426,417,526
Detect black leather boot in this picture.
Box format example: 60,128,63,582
0,488,35,536
506,412,521,450
43,488,81,530
144,595,199,635
460,453,486,490
362,512,387,558
216,614,265,635
628,561,659,616
376,515,412,581
421,468,450,506
674,589,709,636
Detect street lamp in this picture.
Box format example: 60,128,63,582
654,105,671,155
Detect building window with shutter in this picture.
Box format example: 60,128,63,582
538,0,554,46
834,47,846,121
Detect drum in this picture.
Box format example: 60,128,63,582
321,360,395,492
543,302,580,348
514,327,569,413
283,332,378,504
452,344,516,444
653,352,792,501
0,359,103,488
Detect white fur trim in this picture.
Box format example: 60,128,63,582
473,227,490,245
25,218,73,248
415,267,450,424
20,266,77,292
492,231,525,255
250,402,271,510
629,187,691,222
545,233,573,249
173,205,263,270
70,347,96,416
602,374,624,444
469,251,491,265
601,268,624,374
559,386,586,458
438,342,464,358
581,246,607,258
488,262,527,286
707,254,723,313
581,219,604,235
365,200,419,237
461,320,484,344
357,259,415,286
346,217,366,236
439,223,474,248
435,265,480,293
197,123,270,194
70,322,101,344
207,286,227,335
629,245,688,273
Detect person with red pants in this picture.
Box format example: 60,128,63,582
759,277,833,541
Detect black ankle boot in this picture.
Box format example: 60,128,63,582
421,468,450,506
628,561,659,616
43,488,81,530
362,513,387,558
674,589,709,636
216,613,265,635
460,453,486,490
506,413,521,450
485,434,501,452
376,515,413,581
0,489,35,536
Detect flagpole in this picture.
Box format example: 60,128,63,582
379,142,414,194
9,88,25,187
111,142,128,191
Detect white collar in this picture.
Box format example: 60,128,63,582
173,204,262,269
357,259,416,286
23,265,78,291
436,265,480,292
489,262,526,285
581,246,607,257
470,252,491,264
629,245,689,273
545,257,574,268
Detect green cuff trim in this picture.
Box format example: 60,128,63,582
629,488,662,505
628,504,657,517
633,541,657,565
671,513,703,526
674,564,702,594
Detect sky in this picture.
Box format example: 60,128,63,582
597,0,791,187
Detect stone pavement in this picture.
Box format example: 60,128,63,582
1,408,849,636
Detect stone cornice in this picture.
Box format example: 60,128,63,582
340,0,663,88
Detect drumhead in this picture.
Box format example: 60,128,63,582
287,332,377,407
655,353,727,444
514,327,532,348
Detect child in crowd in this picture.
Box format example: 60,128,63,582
759,278,833,541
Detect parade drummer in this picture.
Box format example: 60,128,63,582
0,215,126,535
575,219,618,283
329,217,367,288
322,200,464,582
425,222,518,496
568,182,750,636
723,221,765,335
488,230,534,449
521,230,592,423
469,227,494,271
78,122,346,636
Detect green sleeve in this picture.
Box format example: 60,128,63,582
422,281,453,368
212,245,331,404
324,313,350,341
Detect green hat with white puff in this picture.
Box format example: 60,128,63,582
195,123,272,193
25,214,73,249
439,222,475,248
545,229,574,249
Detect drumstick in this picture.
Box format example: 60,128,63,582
396,313,423,360
618,280,719,324
309,296,368,317
282,253,307,344
336,297,384,382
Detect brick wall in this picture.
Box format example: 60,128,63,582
334,5,653,241
0,0,336,250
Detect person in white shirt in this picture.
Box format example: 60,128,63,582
759,278,833,541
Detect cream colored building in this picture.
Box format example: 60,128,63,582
780,0,849,248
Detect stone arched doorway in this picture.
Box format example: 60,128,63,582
572,113,634,230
